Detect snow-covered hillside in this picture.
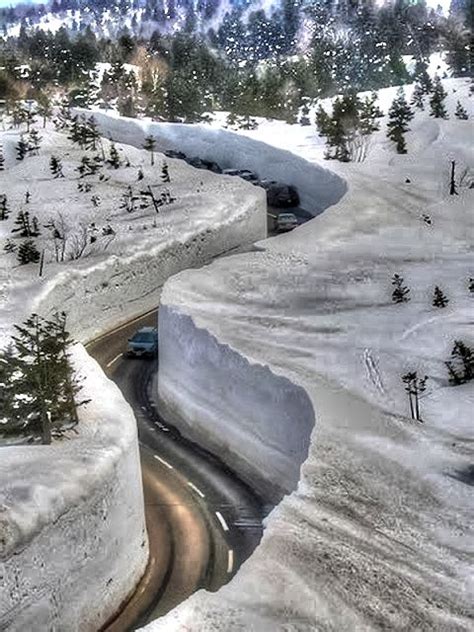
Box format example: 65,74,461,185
150,78,474,629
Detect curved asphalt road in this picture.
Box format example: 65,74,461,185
86,310,266,631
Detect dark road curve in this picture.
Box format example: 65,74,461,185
86,309,266,631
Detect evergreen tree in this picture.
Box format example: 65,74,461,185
454,100,468,120
429,76,448,119
143,135,156,166
161,161,170,183
16,136,28,161
299,99,311,126
0,144,5,170
391,273,410,303
358,93,383,135
54,96,71,130
1,312,87,442
387,88,414,154
0,194,9,220
84,116,101,152
27,128,42,155
445,340,473,385
120,186,139,213
411,83,425,110
67,115,85,147
50,155,65,178
3,239,16,254
12,210,33,237
137,167,144,181
468,277,474,294
432,286,449,307
107,142,121,168
17,239,40,264
36,92,52,128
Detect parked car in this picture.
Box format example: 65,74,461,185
260,181,300,208
223,168,259,182
127,327,158,357
276,212,298,232
164,149,187,160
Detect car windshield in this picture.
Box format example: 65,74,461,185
131,332,155,343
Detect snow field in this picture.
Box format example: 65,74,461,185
147,78,474,630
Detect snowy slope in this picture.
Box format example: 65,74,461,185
149,78,474,630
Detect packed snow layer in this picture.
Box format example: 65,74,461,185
80,108,347,214
0,121,266,627
158,305,315,501
0,346,148,631
149,78,474,630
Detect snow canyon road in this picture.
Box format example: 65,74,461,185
87,310,266,631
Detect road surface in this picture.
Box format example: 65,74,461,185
87,310,266,631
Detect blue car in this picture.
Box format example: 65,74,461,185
127,327,158,357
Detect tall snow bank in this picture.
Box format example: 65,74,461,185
0,346,148,631
146,79,474,630
80,109,347,214
158,305,315,501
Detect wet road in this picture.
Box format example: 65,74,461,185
87,310,266,630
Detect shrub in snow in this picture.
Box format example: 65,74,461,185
137,167,144,181
432,286,449,308
0,144,5,170
27,128,42,155
3,239,16,253
469,278,474,294
410,83,425,110
402,371,428,422
429,76,448,119
0,312,87,443
387,88,414,154
161,161,170,183
445,341,474,386
50,155,65,178
17,239,41,264
107,142,121,169
391,273,410,303
0,193,10,220
454,101,468,120
16,136,28,161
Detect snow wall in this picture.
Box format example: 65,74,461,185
0,346,147,632
79,109,347,214
1,128,268,628
158,305,315,501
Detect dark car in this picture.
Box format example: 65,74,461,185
164,149,187,160
127,327,158,357
260,181,300,208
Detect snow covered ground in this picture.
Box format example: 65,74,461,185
0,118,266,627
149,78,474,629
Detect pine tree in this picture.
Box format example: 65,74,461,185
137,167,144,181
429,76,448,119
120,186,139,213
0,144,5,170
53,96,71,130
16,136,28,161
161,161,170,183
27,128,42,155
50,155,65,178
468,277,474,294
107,142,121,169
358,94,382,135
3,239,16,254
411,83,425,110
445,340,473,385
432,286,449,308
299,99,311,126
4,312,87,441
391,273,410,303
402,371,428,422
12,210,33,237
387,88,414,154
36,92,52,128
0,194,9,220
315,104,332,138
143,135,156,166
67,115,84,147
454,100,468,120
84,116,101,152
17,239,40,264
25,191,31,204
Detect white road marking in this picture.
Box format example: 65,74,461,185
227,549,234,574
153,454,173,469
106,353,123,368
187,481,205,498
85,309,157,347
215,511,229,532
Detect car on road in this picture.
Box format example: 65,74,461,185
127,327,158,357
276,212,298,232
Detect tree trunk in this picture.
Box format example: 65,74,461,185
41,410,52,445
449,160,458,195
